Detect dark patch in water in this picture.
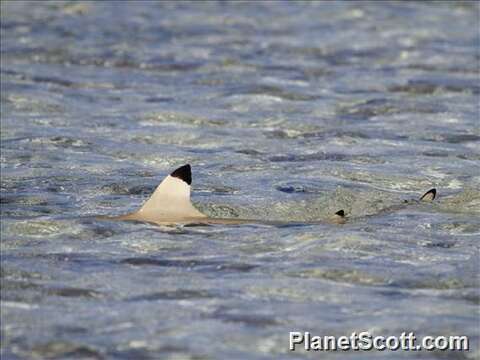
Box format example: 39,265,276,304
120,257,219,267
222,314,279,327
263,129,372,140
275,181,326,194
144,97,174,103
460,293,480,305
53,325,89,336
120,257,258,273
421,133,480,144
457,153,480,161
235,149,264,156
422,241,456,249
0,196,16,204
269,152,348,162
212,309,280,327
207,186,237,195
127,289,216,301
325,47,389,66
422,151,450,158
336,98,399,120
389,79,480,95
97,57,203,72
442,134,480,144
31,75,75,88
390,278,468,290
46,287,102,298
273,222,310,229
0,195,49,206
257,63,306,78
336,98,444,121
1,69,75,87
375,289,406,300
46,185,63,193
276,185,306,193
91,226,117,238
29,342,104,360
405,63,479,74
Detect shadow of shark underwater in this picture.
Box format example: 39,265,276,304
98,164,437,227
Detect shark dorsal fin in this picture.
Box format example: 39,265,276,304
134,164,206,220
330,209,346,224
420,188,436,202
170,164,192,185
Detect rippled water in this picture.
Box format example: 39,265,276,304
1,1,479,359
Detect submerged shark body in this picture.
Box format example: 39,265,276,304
99,164,435,226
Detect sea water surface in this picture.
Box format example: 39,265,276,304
1,1,479,359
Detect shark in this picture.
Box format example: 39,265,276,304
99,164,436,226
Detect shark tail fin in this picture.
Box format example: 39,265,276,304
419,188,436,202
134,164,206,220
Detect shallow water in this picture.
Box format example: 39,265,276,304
1,1,479,359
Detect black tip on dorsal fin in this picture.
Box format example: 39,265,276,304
420,188,436,202
170,164,192,185
335,210,345,217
